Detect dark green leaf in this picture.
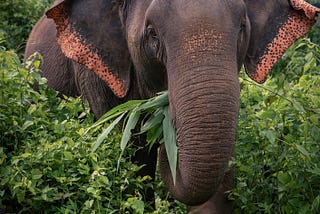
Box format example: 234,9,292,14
146,123,163,146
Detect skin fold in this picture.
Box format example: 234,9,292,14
25,0,319,213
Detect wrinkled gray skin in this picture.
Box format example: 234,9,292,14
25,0,319,213
25,16,127,118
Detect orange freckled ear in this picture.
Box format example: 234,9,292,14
46,0,131,98
245,0,320,84
290,0,320,19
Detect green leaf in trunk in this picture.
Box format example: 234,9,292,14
162,106,178,185
140,109,164,134
91,113,126,153
137,91,169,111
146,123,163,146
85,100,144,135
121,109,141,151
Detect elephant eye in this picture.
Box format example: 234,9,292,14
240,23,246,32
147,25,159,41
145,25,161,55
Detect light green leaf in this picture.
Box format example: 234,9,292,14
92,113,126,153
131,200,144,214
85,100,144,135
304,57,316,72
140,109,164,133
292,101,305,113
22,120,34,130
137,91,168,111
31,169,43,180
21,153,32,158
162,106,177,185
63,151,74,160
120,109,140,151
308,168,320,176
295,144,310,158
312,195,320,212
265,130,276,144
27,104,37,114
310,126,320,141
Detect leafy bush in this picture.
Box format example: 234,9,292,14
1,0,320,212
231,38,320,213
0,0,53,54
0,48,186,213
88,91,178,186
306,1,320,43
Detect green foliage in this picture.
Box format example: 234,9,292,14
1,1,319,212
0,48,186,213
231,38,320,213
306,0,320,43
0,0,53,54
89,91,178,185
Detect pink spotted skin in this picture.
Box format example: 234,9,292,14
250,0,320,83
46,2,128,98
290,0,320,19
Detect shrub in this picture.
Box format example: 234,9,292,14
231,38,320,213
0,0,53,55
0,48,186,213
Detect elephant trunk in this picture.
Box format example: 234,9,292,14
159,36,240,205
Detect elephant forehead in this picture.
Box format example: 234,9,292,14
181,28,223,53
170,23,234,66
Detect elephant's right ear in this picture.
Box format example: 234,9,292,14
244,0,320,84
46,0,131,98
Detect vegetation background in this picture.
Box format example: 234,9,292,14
0,0,320,213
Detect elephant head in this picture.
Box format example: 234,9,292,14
46,0,319,206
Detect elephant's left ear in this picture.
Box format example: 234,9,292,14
46,0,131,98
244,0,320,83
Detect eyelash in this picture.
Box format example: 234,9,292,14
147,26,159,40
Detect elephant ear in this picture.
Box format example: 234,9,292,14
46,0,130,98
244,0,320,83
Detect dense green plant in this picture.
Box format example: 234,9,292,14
1,0,320,212
306,1,320,43
88,91,178,185
0,48,186,213
0,0,53,54
231,38,320,213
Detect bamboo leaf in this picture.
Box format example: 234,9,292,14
85,111,123,135
140,109,164,133
162,106,177,185
91,113,126,153
146,123,163,146
137,91,168,111
85,100,144,135
120,109,141,151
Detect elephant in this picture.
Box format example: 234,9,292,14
25,0,320,213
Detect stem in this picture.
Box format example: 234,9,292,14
242,78,293,104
